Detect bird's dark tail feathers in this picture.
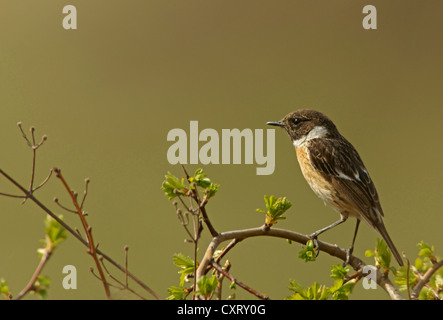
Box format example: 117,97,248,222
376,223,404,266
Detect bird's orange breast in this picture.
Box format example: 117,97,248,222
295,145,337,209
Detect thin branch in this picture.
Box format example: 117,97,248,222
15,123,49,204
215,239,241,264
411,259,443,300
181,165,218,237
0,192,26,199
196,225,404,300
33,169,53,193
97,255,147,300
17,122,32,147
212,260,269,300
13,248,51,300
80,178,90,210
0,168,161,300
403,252,412,300
54,168,111,299
53,197,78,214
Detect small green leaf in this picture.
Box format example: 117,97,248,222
298,240,317,262
372,239,391,269
206,183,219,199
166,286,188,300
257,195,292,226
43,215,67,248
173,253,196,287
30,275,51,300
330,264,349,280
162,172,186,200
196,275,218,299
0,278,10,297
191,169,212,189
365,250,374,257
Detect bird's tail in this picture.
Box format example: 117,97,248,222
375,222,404,266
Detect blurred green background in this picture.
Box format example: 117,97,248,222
0,1,442,300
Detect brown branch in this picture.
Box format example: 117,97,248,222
212,260,269,300
53,168,111,299
411,259,443,300
0,168,161,300
181,165,218,237
97,254,147,300
196,225,404,300
0,192,26,199
13,248,51,300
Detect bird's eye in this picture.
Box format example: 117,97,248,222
293,118,300,124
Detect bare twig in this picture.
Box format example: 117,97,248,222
13,248,51,300
54,168,111,299
212,260,269,300
0,168,161,300
80,178,90,210
215,239,241,264
403,252,411,300
53,197,78,214
0,192,26,199
97,255,147,300
32,169,53,193
15,122,50,204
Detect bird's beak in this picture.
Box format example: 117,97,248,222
266,121,285,128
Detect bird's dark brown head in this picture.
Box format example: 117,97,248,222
267,109,339,146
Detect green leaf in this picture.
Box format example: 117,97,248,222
166,286,188,300
44,215,67,247
196,275,218,299
162,172,186,200
330,264,349,280
0,278,10,297
394,265,417,292
372,238,391,269
330,279,355,300
173,253,196,287
190,169,212,189
298,240,317,262
288,265,354,300
206,182,219,198
257,195,292,226
365,250,375,257
30,275,51,300
287,280,330,300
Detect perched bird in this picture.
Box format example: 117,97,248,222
267,109,403,266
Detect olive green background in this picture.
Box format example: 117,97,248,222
0,1,442,300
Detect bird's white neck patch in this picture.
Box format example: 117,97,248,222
293,126,328,148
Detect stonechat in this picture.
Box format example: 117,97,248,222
268,109,403,266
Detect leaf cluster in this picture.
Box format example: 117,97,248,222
38,215,67,257
298,240,317,262
394,241,442,300
365,238,393,272
287,264,355,300
162,169,219,200
256,195,292,226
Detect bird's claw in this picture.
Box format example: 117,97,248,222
308,233,320,257
342,247,354,267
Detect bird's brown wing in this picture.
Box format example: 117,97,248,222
307,136,384,226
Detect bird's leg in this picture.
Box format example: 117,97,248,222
343,219,361,266
309,217,348,254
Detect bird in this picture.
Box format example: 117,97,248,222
267,109,403,266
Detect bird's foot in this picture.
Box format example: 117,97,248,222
308,232,320,257
342,247,354,267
